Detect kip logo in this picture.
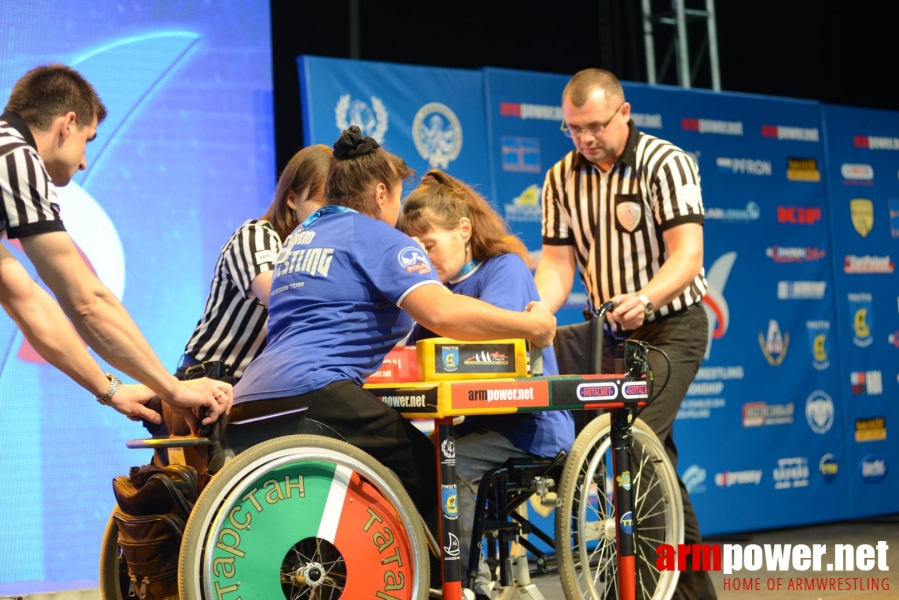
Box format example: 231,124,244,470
442,346,460,372
848,292,873,347
622,381,649,399
701,252,736,359
759,319,789,366
576,382,618,401
778,206,822,225
398,246,432,275
806,320,831,371
335,94,389,143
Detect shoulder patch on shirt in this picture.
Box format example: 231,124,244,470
679,183,702,211
398,246,432,275
255,249,277,264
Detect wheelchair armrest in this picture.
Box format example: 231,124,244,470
126,436,214,449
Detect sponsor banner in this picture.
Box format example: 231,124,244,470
451,379,550,410
855,417,886,442
370,386,440,414
434,342,518,375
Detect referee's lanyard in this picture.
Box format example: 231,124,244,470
299,204,356,229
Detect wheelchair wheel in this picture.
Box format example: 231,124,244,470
178,434,429,599
555,414,683,600
98,509,129,599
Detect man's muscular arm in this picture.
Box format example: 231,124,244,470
534,244,577,314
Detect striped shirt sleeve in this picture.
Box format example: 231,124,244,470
541,154,574,245
222,221,282,297
0,143,66,239
648,148,705,230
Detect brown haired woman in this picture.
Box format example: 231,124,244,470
399,170,573,599
178,144,332,381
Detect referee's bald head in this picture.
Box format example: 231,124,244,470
563,69,625,108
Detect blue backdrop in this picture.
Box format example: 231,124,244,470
0,2,274,595
300,57,898,537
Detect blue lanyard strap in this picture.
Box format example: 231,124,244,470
457,258,479,277
299,205,356,229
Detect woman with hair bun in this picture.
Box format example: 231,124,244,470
233,127,556,541
399,170,573,599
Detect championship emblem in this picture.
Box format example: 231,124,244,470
848,293,873,348
442,346,459,372
615,200,642,232
335,94,389,143
850,198,874,237
758,319,789,366
806,321,830,371
412,102,463,169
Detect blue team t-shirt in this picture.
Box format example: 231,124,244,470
235,208,442,403
409,253,574,458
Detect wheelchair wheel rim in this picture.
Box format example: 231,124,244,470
202,454,418,599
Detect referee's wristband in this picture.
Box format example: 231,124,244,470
95,374,121,405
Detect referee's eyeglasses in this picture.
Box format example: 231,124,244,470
561,102,624,138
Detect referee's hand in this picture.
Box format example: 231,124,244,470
610,293,646,331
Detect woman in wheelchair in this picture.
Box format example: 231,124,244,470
231,126,556,543
398,170,574,599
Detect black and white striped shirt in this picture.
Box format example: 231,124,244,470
543,120,707,331
0,112,66,239
184,219,281,378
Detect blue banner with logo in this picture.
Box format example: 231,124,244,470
299,55,491,195
821,104,899,518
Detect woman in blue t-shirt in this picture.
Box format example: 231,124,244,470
399,170,575,599
233,127,556,537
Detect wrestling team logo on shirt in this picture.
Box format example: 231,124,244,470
398,246,432,274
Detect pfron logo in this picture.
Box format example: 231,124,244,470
761,125,820,141
716,157,771,176
860,455,887,483
682,465,707,494
682,118,744,135
844,255,894,274
773,457,809,489
819,454,839,481
848,292,873,347
841,163,874,183
850,198,874,237
398,246,432,275
786,158,821,182
806,320,831,370
765,245,825,263
503,184,541,222
805,390,834,434
851,371,883,396
778,206,822,225
335,94,388,142
412,102,462,169
701,252,736,359
854,135,899,150
759,319,789,366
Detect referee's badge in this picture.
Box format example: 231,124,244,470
616,199,643,233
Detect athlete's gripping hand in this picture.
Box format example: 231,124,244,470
108,384,163,424
524,300,557,349
164,377,233,429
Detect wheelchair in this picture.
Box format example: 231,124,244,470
99,336,683,600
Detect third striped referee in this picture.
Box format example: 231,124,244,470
535,68,717,600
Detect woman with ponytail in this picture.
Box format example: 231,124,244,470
399,170,574,600
233,127,556,542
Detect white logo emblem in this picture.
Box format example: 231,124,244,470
441,439,455,460
616,201,642,232
412,102,463,169
335,94,389,143
805,390,834,434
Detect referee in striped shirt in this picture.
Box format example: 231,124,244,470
535,69,716,599
0,64,231,426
